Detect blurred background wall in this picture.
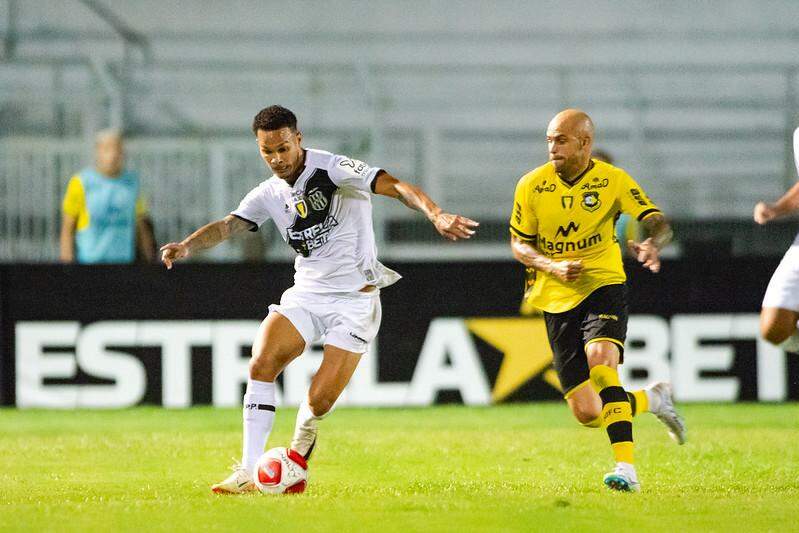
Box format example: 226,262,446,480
2,0,799,261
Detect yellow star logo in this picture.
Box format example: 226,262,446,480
465,318,560,402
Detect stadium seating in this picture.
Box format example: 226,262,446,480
2,1,799,260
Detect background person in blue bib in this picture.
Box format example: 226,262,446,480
59,130,155,264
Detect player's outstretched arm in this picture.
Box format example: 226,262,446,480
160,215,254,269
372,171,479,241
510,234,583,282
754,180,799,225
627,213,672,273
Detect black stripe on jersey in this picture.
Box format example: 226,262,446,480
287,168,338,257
231,213,259,232
636,208,661,221
510,224,536,240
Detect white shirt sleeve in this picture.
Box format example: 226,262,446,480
231,182,271,231
328,154,382,192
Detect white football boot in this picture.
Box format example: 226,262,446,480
645,382,687,445
603,462,641,493
211,462,256,494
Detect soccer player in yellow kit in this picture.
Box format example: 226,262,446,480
509,109,686,492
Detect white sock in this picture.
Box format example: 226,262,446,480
290,399,326,455
241,379,276,472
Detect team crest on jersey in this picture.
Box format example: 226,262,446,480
294,199,309,218
581,191,601,212
307,188,329,211
289,191,309,219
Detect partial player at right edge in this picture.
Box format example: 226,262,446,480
754,126,799,352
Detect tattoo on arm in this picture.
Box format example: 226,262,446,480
641,213,673,249
395,189,417,210
224,215,255,235
182,215,253,253
392,181,442,222
511,234,552,272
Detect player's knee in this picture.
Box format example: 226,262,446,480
570,403,600,425
585,343,617,368
760,309,798,345
248,351,280,381
307,394,334,417
761,322,792,345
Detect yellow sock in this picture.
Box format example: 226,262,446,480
581,417,602,428
590,365,634,464
627,389,649,416
611,442,634,464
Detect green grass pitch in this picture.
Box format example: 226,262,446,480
2,403,798,532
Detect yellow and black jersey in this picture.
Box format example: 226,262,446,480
510,159,661,313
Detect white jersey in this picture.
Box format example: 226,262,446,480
232,148,401,293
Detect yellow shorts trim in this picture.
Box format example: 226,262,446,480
563,378,591,399
584,337,624,352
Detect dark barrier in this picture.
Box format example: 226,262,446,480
1,258,797,407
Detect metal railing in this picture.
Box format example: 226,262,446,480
3,18,799,261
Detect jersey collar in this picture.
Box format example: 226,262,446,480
557,159,595,189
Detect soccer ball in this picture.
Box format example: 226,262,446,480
252,447,308,494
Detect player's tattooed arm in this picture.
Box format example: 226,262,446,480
510,234,583,282
160,215,254,269
628,213,672,274
641,213,673,251
372,170,479,241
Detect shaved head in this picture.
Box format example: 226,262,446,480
547,109,594,142
546,109,595,180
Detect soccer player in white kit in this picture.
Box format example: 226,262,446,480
754,126,799,351
160,106,478,493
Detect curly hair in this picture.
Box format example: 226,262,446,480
251,105,298,135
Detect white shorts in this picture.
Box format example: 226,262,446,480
763,244,799,311
268,287,382,354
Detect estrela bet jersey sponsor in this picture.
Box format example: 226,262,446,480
510,159,660,313
233,148,401,293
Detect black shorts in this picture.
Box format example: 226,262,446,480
543,283,628,397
